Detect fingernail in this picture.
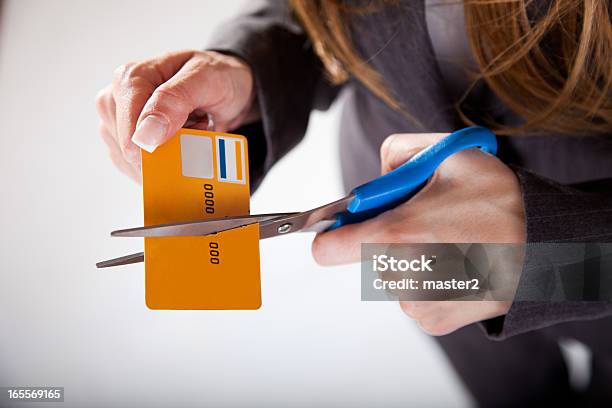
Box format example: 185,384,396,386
131,115,168,153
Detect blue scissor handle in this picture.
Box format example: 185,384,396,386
329,126,497,230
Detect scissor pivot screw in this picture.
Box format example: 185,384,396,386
277,223,292,234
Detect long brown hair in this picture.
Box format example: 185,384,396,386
290,0,612,135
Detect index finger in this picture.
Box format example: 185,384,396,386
111,51,195,164
311,209,410,266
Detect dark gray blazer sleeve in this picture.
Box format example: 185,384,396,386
483,167,612,339
207,0,340,190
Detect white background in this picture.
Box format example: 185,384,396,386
0,1,469,406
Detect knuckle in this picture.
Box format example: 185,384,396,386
201,68,233,108
219,74,236,106
189,53,212,71
113,61,151,85
153,83,192,107
126,62,148,79
112,63,132,81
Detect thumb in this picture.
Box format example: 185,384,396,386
131,56,246,152
380,133,449,174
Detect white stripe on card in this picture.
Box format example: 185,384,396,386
216,136,246,184
224,138,237,181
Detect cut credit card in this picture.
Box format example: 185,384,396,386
141,128,261,310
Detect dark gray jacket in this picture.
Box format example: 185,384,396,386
209,0,612,341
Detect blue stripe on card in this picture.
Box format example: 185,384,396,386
218,139,227,179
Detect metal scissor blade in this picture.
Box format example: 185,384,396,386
111,213,296,238
96,252,144,268
258,195,354,239
97,196,354,268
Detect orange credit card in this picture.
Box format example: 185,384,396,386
141,128,261,310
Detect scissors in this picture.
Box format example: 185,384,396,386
97,127,497,268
